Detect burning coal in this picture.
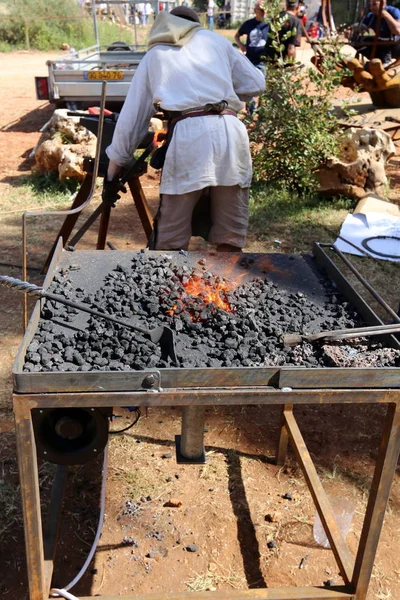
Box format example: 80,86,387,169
23,253,400,372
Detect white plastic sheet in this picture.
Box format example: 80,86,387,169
335,212,400,262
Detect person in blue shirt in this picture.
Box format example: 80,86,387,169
357,0,400,64
234,2,269,75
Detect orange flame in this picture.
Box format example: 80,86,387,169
183,277,233,312
165,275,235,319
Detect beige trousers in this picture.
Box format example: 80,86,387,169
154,185,249,250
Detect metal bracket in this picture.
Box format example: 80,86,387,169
141,370,162,392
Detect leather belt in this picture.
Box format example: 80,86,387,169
169,108,237,126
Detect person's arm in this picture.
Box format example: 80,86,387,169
285,18,302,60
105,55,155,180
286,43,296,58
381,8,400,36
230,45,266,100
234,24,247,53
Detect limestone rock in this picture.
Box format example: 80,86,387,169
318,127,395,199
33,109,97,181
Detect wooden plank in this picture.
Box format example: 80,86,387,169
284,409,354,585
79,586,353,599
352,403,400,600
275,403,292,465
13,398,47,600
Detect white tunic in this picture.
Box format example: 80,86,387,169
106,28,266,195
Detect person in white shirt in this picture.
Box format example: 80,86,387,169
104,6,265,251
136,2,145,26
144,2,153,25
207,0,215,30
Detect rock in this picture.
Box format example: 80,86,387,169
122,536,138,547
34,137,64,174
317,127,395,199
265,511,281,523
185,544,199,552
163,498,182,508
32,109,96,181
283,492,293,501
162,453,172,459
267,540,277,549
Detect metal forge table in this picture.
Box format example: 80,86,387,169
13,242,400,600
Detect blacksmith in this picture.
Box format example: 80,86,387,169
104,6,265,252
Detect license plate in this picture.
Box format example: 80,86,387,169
85,71,124,81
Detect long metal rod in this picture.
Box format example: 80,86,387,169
17,389,400,409
284,408,354,586
22,81,107,330
78,588,354,599
352,402,400,600
331,245,400,324
91,0,100,47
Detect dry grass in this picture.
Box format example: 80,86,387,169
186,564,246,592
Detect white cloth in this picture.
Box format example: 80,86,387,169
207,0,215,16
106,14,266,195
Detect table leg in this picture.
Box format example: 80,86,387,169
275,404,292,465
352,402,400,600
14,398,46,600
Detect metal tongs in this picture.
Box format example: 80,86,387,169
282,322,400,347
0,276,177,363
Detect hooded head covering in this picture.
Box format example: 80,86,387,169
148,11,203,50
170,6,200,23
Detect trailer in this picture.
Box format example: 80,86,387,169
35,42,146,109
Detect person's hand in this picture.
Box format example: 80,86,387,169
239,42,246,53
102,176,127,208
371,0,386,15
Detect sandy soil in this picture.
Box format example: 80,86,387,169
0,51,399,600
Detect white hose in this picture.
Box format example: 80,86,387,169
50,589,80,600
50,443,109,599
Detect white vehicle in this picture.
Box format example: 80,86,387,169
35,41,146,108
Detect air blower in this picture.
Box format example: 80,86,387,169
32,407,111,465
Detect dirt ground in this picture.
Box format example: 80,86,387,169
0,51,400,600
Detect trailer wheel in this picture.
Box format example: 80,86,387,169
107,41,131,52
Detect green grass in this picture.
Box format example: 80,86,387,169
248,182,355,253
1,172,80,214
0,12,138,52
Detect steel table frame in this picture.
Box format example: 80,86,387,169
14,388,400,600
13,243,400,600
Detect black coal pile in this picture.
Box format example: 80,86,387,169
23,253,400,372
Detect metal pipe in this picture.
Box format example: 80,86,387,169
91,0,100,47
180,407,206,460
22,81,107,330
332,245,400,323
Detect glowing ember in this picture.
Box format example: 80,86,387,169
165,275,234,319
183,277,233,311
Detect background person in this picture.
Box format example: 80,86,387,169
207,0,215,30
265,0,302,61
234,2,269,74
104,7,266,252
356,0,400,65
